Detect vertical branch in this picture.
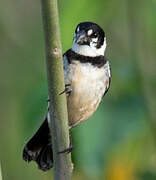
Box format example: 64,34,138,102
0,163,3,180
40,0,73,179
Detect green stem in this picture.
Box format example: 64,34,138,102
40,0,73,179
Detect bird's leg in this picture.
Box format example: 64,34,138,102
58,134,74,154
59,84,72,96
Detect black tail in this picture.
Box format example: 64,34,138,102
22,117,53,171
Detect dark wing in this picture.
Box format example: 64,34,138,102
23,117,53,171
103,60,111,97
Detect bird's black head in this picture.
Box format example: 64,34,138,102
75,22,105,48
72,22,106,57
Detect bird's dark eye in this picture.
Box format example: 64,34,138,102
92,33,98,38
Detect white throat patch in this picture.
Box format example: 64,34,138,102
72,37,106,57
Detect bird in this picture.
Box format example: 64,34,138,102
22,22,111,171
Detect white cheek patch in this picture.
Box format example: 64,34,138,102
72,37,107,57
90,37,98,48
87,29,93,36
92,37,98,43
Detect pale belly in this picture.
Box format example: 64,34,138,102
66,64,106,128
67,90,101,128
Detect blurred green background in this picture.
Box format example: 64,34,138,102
0,0,156,179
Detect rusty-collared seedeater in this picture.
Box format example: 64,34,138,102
23,22,111,171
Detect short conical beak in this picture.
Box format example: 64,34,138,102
75,30,88,45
